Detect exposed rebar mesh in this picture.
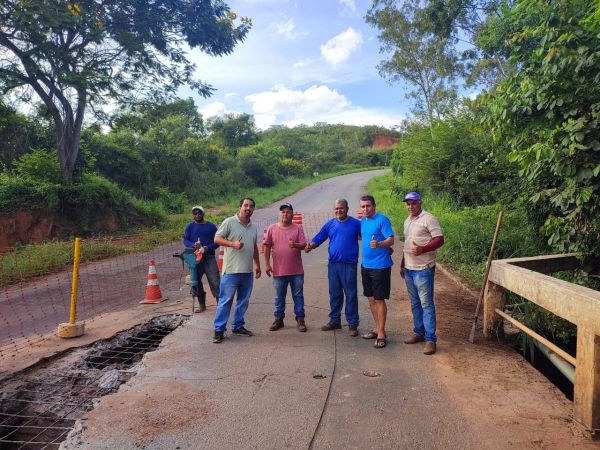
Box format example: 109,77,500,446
0,315,185,449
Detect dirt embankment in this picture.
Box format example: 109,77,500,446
0,209,119,247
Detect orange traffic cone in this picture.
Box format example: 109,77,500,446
140,259,165,304
217,248,224,273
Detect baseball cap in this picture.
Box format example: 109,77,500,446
403,192,421,202
279,203,293,211
191,205,204,213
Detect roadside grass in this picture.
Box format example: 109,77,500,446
368,174,547,287
1,167,380,287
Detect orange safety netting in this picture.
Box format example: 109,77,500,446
0,211,360,359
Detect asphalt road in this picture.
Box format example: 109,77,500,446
65,167,482,449
8,168,590,449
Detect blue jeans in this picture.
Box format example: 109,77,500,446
404,267,437,342
214,273,254,332
272,274,305,319
328,262,359,327
183,253,220,298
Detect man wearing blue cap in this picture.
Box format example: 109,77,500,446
401,192,444,355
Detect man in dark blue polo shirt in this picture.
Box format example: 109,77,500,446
305,199,361,336
183,205,220,312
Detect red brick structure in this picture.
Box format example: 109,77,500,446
372,133,397,149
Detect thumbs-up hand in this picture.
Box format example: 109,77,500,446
370,234,378,249
411,240,422,256
233,236,244,250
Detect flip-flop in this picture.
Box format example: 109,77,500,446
362,331,377,339
374,337,387,348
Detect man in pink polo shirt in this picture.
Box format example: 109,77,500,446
264,203,308,332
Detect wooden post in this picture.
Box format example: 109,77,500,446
574,328,600,431
483,281,505,339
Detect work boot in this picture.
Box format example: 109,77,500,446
423,341,436,355
270,318,284,331
197,292,206,313
232,327,254,337
296,317,307,332
321,322,341,331
212,331,224,344
348,325,358,337
404,333,425,344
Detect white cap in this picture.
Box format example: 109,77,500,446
191,205,204,213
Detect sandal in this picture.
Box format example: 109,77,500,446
362,331,377,340
374,337,387,348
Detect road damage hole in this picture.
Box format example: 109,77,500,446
362,370,381,378
313,374,327,379
0,315,186,449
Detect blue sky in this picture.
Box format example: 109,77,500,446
184,0,412,130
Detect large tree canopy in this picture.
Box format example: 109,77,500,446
366,0,460,125
0,0,251,183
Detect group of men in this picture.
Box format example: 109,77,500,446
182,192,443,355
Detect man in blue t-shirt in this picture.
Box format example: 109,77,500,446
305,199,362,336
359,195,394,349
182,205,220,312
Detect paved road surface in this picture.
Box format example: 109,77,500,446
60,169,594,449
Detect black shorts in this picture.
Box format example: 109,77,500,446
361,266,391,301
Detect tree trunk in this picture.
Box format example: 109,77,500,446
56,122,81,185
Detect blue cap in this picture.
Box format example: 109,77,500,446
403,192,421,202
279,203,293,211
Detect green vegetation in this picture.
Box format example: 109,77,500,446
0,167,378,287
365,0,600,350
0,96,393,242
0,0,251,183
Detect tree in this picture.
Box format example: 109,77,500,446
0,0,251,183
207,113,258,155
366,0,459,127
484,0,600,259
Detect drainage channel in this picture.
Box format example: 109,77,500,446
0,314,186,449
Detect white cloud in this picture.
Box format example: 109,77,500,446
245,85,350,118
339,0,356,13
269,19,307,40
244,84,405,129
320,27,363,65
225,92,238,99
255,114,278,129
198,101,227,118
293,58,311,69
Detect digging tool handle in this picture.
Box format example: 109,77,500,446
469,210,503,342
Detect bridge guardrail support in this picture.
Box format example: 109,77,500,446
482,281,504,339
482,254,599,433
574,328,600,431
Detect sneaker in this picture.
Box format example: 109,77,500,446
348,325,358,337
269,318,284,331
232,327,254,337
404,333,425,344
321,322,341,331
296,317,307,332
424,341,436,355
212,331,224,344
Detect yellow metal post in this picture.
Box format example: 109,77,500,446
69,237,81,324
57,237,85,338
